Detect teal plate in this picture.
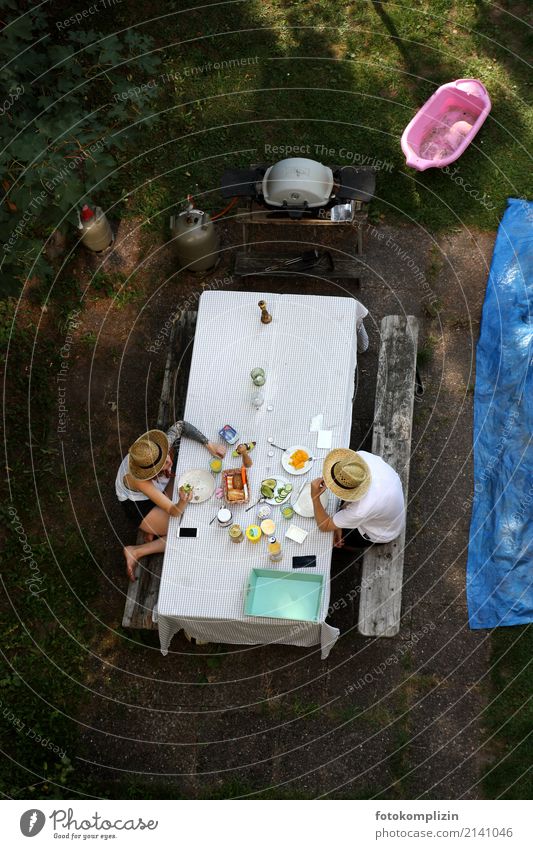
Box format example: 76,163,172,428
244,568,323,622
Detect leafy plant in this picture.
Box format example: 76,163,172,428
0,0,160,297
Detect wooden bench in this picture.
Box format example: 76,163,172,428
122,311,197,630
357,315,419,637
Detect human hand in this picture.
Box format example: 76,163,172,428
207,441,227,458
178,485,194,504
333,527,345,548
311,477,327,499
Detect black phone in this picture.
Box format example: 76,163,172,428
178,527,197,538
292,555,317,569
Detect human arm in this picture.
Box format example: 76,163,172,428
135,478,193,517
167,420,226,458
311,477,338,533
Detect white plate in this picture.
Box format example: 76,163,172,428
262,476,293,506
293,482,329,518
281,444,313,476
177,469,215,503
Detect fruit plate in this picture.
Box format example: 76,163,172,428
244,568,324,622
260,476,293,505
293,482,329,518
177,469,215,503
281,445,313,475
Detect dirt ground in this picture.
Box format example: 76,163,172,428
54,213,496,798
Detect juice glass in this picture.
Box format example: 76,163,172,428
281,503,294,520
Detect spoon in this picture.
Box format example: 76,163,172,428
245,496,265,512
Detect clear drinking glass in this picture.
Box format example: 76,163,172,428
281,503,294,520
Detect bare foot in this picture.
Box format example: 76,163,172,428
124,546,139,582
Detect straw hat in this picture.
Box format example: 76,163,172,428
322,448,371,501
128,429,169,480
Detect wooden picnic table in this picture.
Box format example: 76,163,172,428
154,290,367,658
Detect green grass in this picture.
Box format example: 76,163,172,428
482,626,533,799
93,0,532,233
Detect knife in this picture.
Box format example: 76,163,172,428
295,479,308,504
241,466,249,502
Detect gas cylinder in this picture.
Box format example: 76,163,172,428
78,204,114,252
170,205,219,272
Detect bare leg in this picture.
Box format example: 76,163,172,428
124,536,166,582
139,506,169,539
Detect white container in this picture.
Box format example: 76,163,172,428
257,504,272,521
217,508,232,527
79,204,113,252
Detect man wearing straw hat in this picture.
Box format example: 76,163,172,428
311,448,405,548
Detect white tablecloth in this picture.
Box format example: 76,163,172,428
154,291,366,658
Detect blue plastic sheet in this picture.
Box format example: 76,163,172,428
467,198,533,628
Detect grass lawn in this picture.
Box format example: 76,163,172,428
104,0,532,232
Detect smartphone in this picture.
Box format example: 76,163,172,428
218,424,239,444
292,555,317,569
178,527,197,538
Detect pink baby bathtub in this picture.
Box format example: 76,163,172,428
401,79,491,171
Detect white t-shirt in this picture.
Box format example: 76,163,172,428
115,455,168,502
332,451,405,542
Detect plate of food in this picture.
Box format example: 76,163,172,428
293,481,329,518
260,477,293,505
281,445,313,476
177,469,215,503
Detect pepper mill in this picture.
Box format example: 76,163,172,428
258,300,272,324
236,443,253,468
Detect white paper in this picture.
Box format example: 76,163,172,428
316,430,332,449
285,525,308,544
309,414,323,432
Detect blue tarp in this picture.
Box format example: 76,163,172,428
467,197,533,629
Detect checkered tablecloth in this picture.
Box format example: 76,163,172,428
154,291,365,658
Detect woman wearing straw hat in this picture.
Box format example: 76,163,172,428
116,420,226,581
310,448,405,547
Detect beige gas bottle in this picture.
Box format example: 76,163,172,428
170,205,219,272
78,204,114,252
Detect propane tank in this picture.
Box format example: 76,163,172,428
78,204,114,252
170,204,219,272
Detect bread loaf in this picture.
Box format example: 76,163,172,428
233,474,244,490
227,490,243,502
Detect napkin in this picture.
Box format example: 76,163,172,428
309,414,323,432
285,525,308,544
316,430,332,449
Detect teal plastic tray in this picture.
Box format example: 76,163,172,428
244,568,324,622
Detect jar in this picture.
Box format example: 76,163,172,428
260,518,276,537
281,504,294,520
268,536,283,562
257,504,272,521
245,525,262,543
217,508,233,527
250,367,266,386
252,391,264,409
228,524,244,543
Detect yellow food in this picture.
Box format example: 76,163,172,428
289,449,309,468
